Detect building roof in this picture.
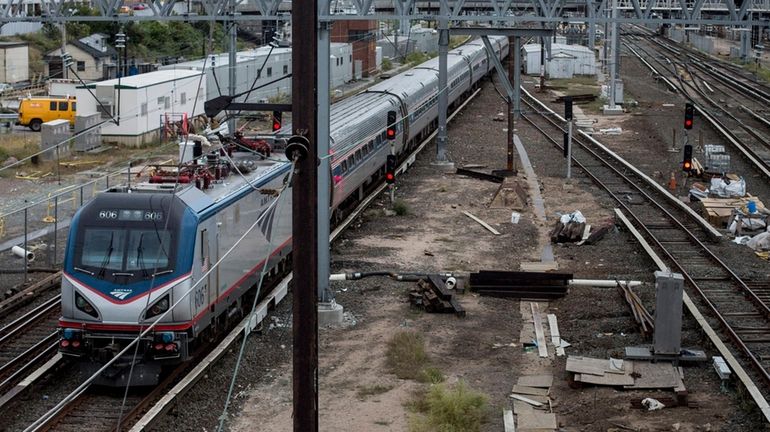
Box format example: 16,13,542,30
44,35,117,59
70,39,117,59
522,43,593,55
77,69,203,89
0,41,28,49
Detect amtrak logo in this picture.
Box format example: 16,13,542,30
110,289,132,300
258,204,278,242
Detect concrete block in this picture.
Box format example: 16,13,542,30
74,113,102,152
318,301,344,327
40,119,71,161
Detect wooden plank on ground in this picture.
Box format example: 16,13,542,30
531,303,548,358
547,314,560,346
565,356,606,376
517,375,553,388
517,410,558,431
503,409,516,432
462,210,501,235
575,371,635,386
520,261,558,272
513,400,535,414
510,394,545,407
624,361,679,389
512,385,549,396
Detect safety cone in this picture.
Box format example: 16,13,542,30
668,172,677,192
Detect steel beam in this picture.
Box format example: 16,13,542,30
436,15,449,163
317,14,332,303
451,27,553,37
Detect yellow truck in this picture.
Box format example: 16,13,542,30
17,96,76,132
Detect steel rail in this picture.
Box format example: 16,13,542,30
520,90,770,389
0,296,60,346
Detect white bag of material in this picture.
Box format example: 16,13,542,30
560,210,586,224
710,177,746,198
641,398,665,411
747,231,770,251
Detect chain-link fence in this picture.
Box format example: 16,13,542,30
0,168,131,282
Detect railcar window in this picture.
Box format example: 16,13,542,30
347,156,354,168
341,160,347,172
50,101,57,111
355,150,361,162
59,102,68,111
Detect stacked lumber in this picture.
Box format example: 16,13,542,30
617,283,654,337
549,219,585,243
409,275,465,317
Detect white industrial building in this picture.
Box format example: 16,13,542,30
159,43,353,103
0,42,29,84
522,43,596,77
75,69,205,147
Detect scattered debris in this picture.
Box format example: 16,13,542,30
550,210,586,243
709,176,746,198
455,167,504,183
599,127,623,135
641,398,665,411
469,270,571,299
503,409,515,432
510,212,521,224
617,282,655,337
409,275,465,317
699,195,766,228
463,211,501,235
517,374,553,388
509,393,544,407
713,356,731,380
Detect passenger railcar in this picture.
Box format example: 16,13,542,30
58,37,509,385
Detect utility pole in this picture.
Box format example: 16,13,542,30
60,21,67,79
228,0,237,134
291,0,318,430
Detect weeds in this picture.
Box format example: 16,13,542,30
417,367,445,384
386,331,429,380
392,199,409,216
408,382,488,432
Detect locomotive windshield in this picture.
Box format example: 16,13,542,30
68,193,186,284
78,228,173,277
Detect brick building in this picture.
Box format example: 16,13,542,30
331,20,377,78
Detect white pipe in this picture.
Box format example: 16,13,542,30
12,245,34,262
569,279,643,288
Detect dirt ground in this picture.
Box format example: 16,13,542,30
226,68,764,431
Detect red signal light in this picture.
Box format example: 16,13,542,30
386,173,394,181
386,111,397,141
684,119,693,128
272,110,282,132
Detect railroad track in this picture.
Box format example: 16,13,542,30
21,86,486,432
521,88,770,398
623,35,770,180
0,272,62,317
0,294,61,396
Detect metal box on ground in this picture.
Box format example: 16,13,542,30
74,113,102,152
41,119,71,161
653,271,684,356
704,144,730,173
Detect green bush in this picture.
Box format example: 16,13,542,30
392,199,409,216
409,382,488,432
382,58,393,71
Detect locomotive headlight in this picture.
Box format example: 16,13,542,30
145,295,170,319
75,292,98,318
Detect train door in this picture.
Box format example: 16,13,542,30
198,229,211,318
